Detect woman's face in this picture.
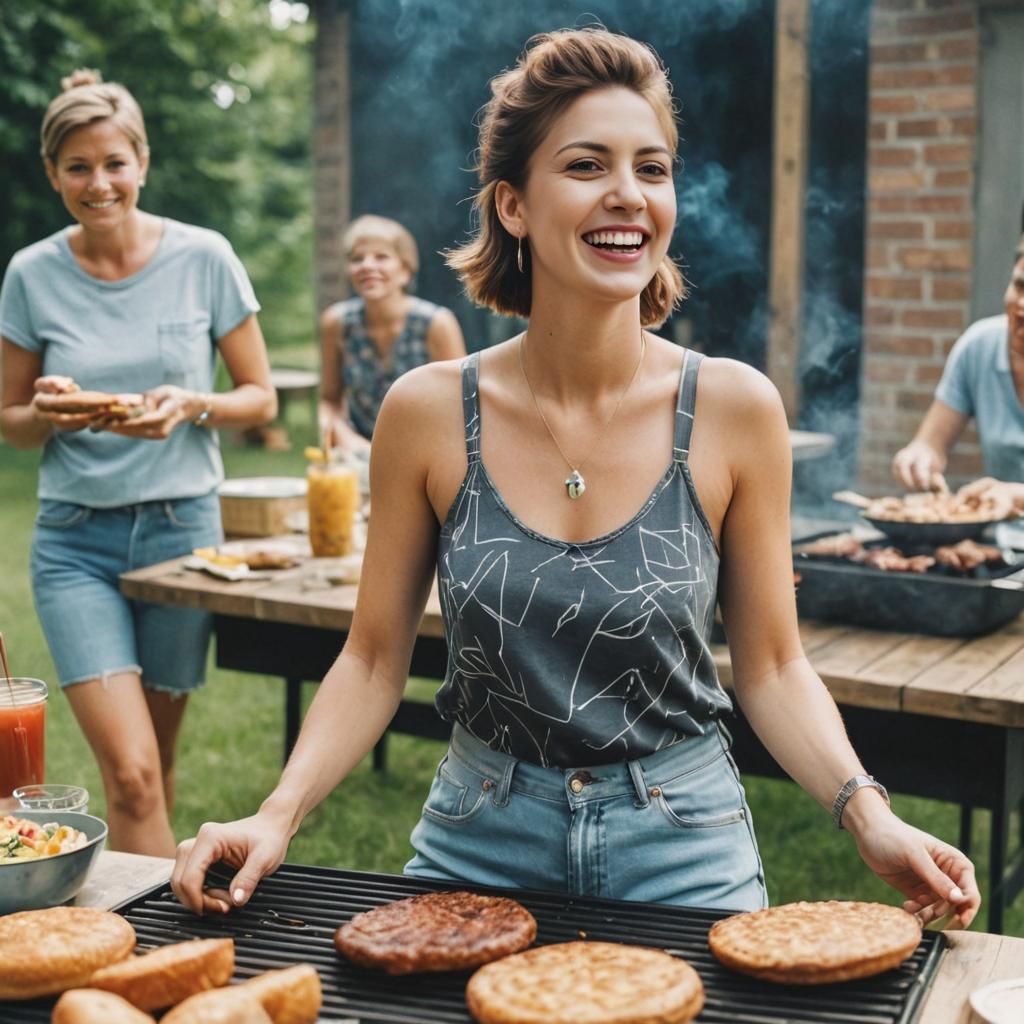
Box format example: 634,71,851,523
1004,254,1024,350
347,239,411,301
512,86,676,307
45,119,147,232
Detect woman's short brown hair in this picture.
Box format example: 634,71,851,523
41,69,148,164
447,28,685,327
343,215,420,277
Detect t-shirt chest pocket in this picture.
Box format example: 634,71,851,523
157,317,212,388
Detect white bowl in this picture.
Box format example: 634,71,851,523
0,810,107,914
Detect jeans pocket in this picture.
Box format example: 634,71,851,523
421,754,488,825
35,500,92,530
652,750,748,829
157,318,211,389
163,496,217,530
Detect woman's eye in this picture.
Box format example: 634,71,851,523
639,162,669,177
567,159,602,173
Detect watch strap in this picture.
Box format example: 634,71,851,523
832,774,889,830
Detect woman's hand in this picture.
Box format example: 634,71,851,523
100,385,201,439
956,476,1024,518
30,376,93,433
171,811,293,916
851,812,979,928
892,440,948,493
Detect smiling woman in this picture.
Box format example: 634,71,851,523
0,69,278,859
170,28,979,935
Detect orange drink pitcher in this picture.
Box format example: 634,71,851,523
307,462,360,557
0,679,47,800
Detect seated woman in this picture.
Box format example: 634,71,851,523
318,215,466,454
893,235,1024,512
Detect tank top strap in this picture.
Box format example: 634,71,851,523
672,349,703,464
460,352,482,463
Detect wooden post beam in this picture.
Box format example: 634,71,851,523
768,0,811,424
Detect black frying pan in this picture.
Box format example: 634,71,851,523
859,513,999,546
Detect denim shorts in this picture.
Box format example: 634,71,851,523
405,722,768,911
30,493,223,692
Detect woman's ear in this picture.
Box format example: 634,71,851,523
44,158,61,194
494,181,526,239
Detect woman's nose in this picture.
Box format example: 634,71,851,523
604,171,646,212
87,171,109,193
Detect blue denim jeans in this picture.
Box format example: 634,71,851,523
405,722,767,910
30,493,222,692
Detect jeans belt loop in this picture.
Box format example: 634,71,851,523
493,758,515,808
627,759,650,808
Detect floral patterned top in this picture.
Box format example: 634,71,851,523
329,295,441,439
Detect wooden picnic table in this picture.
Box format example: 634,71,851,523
121,549,1024,933
67,851,1024,1024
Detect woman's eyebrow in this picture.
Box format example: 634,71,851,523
553,140,672,158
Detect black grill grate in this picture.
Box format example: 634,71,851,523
1,864,945,1023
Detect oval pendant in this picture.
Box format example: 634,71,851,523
565,470,586,500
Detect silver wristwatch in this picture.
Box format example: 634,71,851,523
831,774,890,830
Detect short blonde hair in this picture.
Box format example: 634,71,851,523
343,215,420,277
41,69,148,164
447,28,686,328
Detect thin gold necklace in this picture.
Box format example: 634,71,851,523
518,331,646,500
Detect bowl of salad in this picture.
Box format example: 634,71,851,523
0,809,107,914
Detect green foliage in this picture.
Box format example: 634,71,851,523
0,0,314,351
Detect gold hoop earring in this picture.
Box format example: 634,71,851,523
517,235,525,274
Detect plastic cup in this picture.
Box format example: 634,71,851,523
307,463,359,557
0,678,47,799
14,784,89,814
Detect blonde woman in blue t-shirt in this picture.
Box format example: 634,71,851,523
0,70,277,856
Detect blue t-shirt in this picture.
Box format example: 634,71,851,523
935,314,1024,483
0,218,259,507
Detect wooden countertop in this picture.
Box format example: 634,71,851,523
122,552,1024,726
78,851,1020,1023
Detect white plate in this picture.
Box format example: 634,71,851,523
970,977,1024,1024
218,476,307,499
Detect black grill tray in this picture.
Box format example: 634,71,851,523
794,531,1024,636
2,864,946,1023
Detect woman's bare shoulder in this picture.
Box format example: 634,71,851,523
697,355,785,418
376,358,465,437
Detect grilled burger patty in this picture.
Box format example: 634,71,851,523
334,890,537,974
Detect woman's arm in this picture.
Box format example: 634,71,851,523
105,314,277,438
425,308,467,362
891,399,968,492
715,366,979,927
0,339,99,447
317,304,369,453
171,362,457,914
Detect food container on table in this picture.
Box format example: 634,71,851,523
970,977,1024,1024
307,463,360,557
218,477,308,537
14,784,89,814
0,810,107,914
0,679,47,800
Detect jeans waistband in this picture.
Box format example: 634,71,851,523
448,722,727,808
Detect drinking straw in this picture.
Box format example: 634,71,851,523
0,632,33,784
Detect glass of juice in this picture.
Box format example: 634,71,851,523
307,463,360,557
0,678,47,799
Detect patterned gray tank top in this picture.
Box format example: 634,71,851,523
332,295,439,439
434,349,732,769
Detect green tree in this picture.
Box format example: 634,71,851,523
0,0,314,351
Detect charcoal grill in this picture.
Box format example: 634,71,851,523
1,863,945,1024
794,531,1024,636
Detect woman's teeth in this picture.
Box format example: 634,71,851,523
83,200,116,209
583,230,645,251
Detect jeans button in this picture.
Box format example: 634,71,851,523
570,777,584,795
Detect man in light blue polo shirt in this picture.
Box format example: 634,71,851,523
892,235,1024,506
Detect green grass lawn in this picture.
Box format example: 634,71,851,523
0,411,1018,935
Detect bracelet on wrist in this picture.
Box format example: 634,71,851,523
193,394,213,428
831,774,890,830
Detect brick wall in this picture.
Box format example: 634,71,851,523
312,1,351,317
858,0,980,490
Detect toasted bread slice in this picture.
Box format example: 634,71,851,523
160,986,272,1024
52,988,156,1024
239,964,323,1024
88,937,234,1010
